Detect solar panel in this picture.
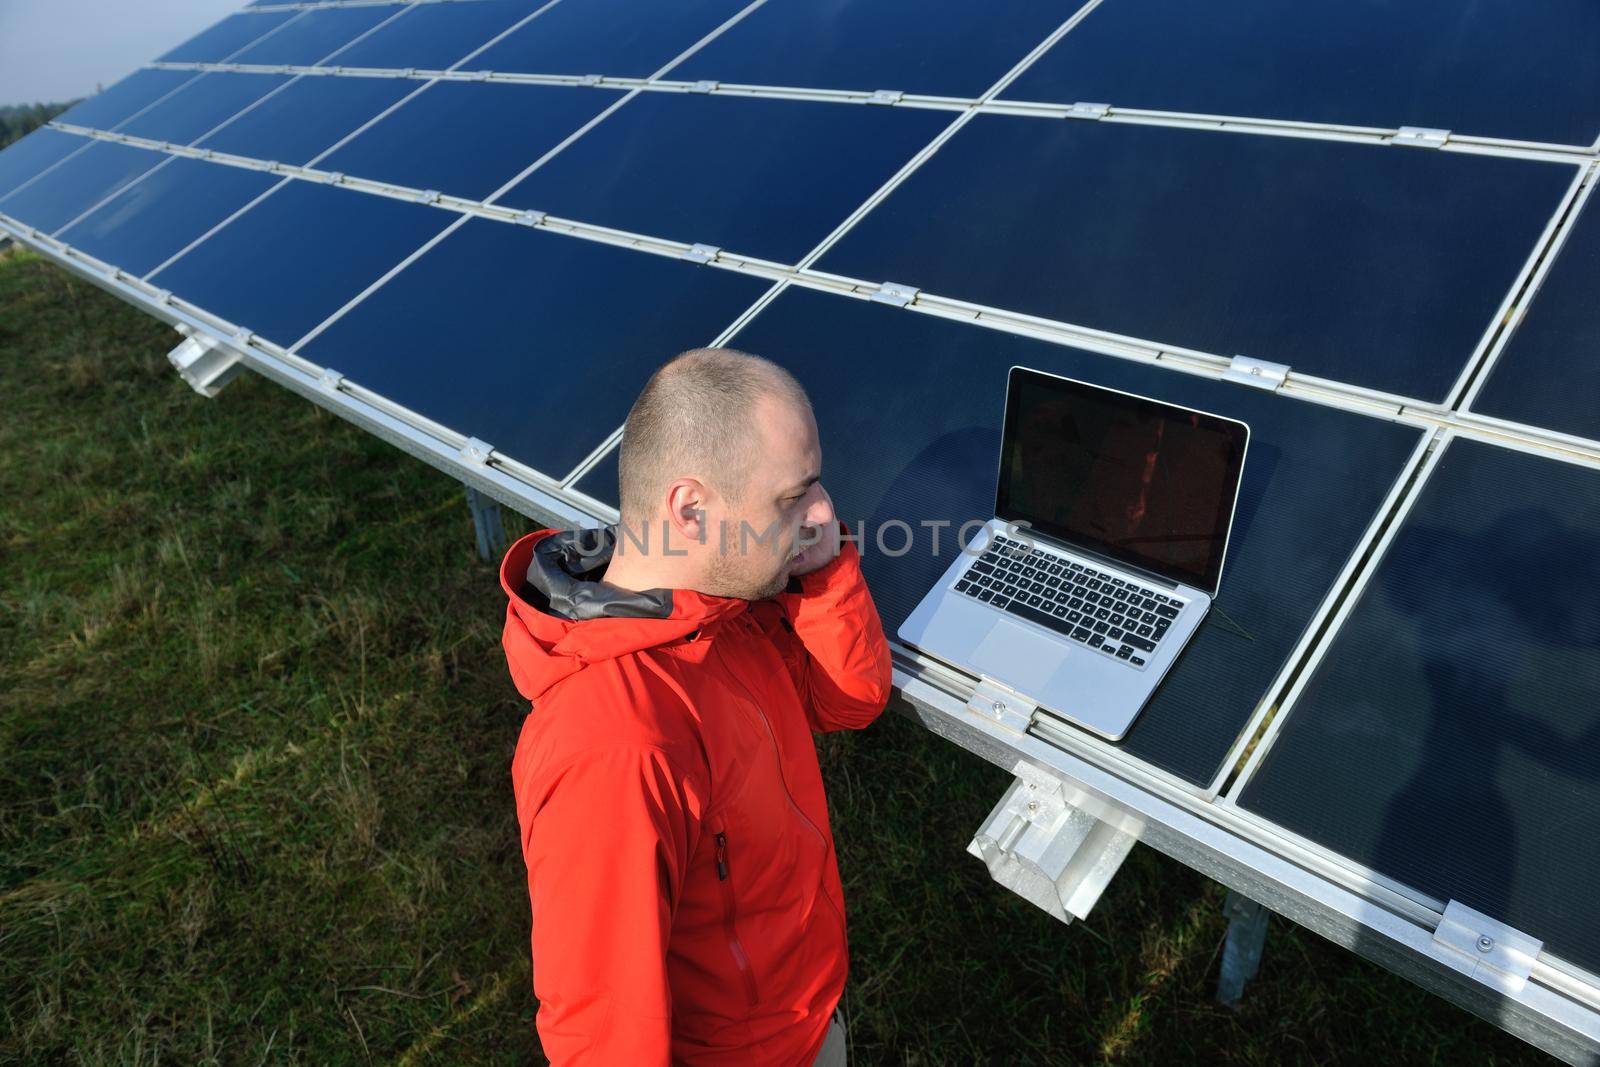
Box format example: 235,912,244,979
671,0,1086,98
497,92,949,264
315,82,624,202
1003,0,1600,148
330,0,551,71
0,140,163,235
469,0,752,78
155,10,295,64
299,219,770,477
226,6,402,67
52,69,196,133
1237,438,1600,974
0,129,88,202
1467,190,1600,444
116,72,289,146
147,181,456,349
193,75,419,167
572,444,620,509
817,116,1575,404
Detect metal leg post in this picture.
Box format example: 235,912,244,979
465,485,505,562
1217,889,1270,1006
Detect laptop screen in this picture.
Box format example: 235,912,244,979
995,368,1249,595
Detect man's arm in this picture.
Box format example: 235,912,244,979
520,744,704,1065
774,526,893,732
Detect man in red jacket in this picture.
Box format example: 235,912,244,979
499,348,893,1065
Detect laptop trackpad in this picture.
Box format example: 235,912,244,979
970,621,1064,695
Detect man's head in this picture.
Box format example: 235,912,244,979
614,348,834,599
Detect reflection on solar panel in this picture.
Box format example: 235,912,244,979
4,0,1599,1045
1238,438,1600,974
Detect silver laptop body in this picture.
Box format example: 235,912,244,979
898,367,1250,741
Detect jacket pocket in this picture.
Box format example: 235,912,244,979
712,818,760,1009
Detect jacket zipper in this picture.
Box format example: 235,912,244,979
714,826,760,1007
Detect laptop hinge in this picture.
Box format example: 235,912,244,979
1430,900,1541,995
1223,354,1289,392
968,676,1037,735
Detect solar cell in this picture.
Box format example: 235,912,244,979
227,6,403,67
316,82,623,202
572,444,620,509
1238,438,1600,973
117,73,289,147
0,141,164,235
469,0,750,78
817,116,1575,403
1467,194,1600,444
497,92,948,264
0,129,90,202
148,180,456,349
299,219,770,476
194,74,419,167
54,69,196,134
157,11,296,64
1003,0,1600,148
56,159,279,279
673,0,1086,99
331,0,550,71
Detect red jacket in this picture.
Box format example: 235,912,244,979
500,526,892,1066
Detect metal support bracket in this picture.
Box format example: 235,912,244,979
460,437,494,465
515,209,547,227
1223,354,1289,391
1431,900,1542,995
681,243,721,264
1065,101,1111,120
464,485,506,563
1217,890,1270,1005
866,89,904,105
869,281,919,307
967,764,1141,925
967,676,1036,735
689,80,718,94
1393,126,1451,149
167,330,243,398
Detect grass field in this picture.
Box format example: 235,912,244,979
0,246,1549,1065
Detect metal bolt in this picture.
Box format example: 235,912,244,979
1477,935,1494,953
992,700,1006,719
1026,800,1039,814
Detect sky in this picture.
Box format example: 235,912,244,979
0,0,244,107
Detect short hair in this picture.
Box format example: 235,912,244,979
618,348,810,522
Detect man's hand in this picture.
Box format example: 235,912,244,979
788,517,842,578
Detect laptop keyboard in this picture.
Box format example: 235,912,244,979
952,534,1183,670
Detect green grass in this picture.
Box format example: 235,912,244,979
0,248,1547,1065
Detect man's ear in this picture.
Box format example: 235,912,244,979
664,478,711,547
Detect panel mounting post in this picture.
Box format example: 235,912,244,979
1216,890,1270,1006
167,328,244,398
465,485,506,563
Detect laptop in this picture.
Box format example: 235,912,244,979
898,366,1250,741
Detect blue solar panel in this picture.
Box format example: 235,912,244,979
317,82,623,202
117,73,289,147
469,0,749,78
818,116,1575,403
1004,0,1600,148
157,11,296,64
673,0,1084,98
149,181,455,348
1468,194,1600,444
56,159,278,278
0,141,164,235
0,129,89,202
726,287,1423,787
54,69,196,134
573,444,620,509
498,92,948,264
194,74,419,167
299,219,769,476
332,0,547,71
1239,438,1600,973
228,6,402,67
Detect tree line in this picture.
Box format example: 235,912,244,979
1,101,77,149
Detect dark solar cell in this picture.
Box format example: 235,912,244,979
726,287,1421,787
228,6,402,67
117,73,289,147
149,180,456,348
499,92,948,263
1004,0,1600,148
674,0,1086,98
333,0,549,71
0,141,165,235
572,444,620,509
157,11,296,64
818,116,1575,404
57,158,278,278
469,0,750,78
195,74,419,167
0,129,91,202
1239,439,1600,974
317,82,623,201
1468,194,1600,444
299,219,769,475
55,69,197,134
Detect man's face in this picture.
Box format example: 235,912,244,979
704,394,833,600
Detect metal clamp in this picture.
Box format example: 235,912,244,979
681,243,721,264
1393,126,1451,149
515,209,547,227
869,281,920,308
689,80,718,94
460,437,494,465
577,74,602,86
1223,354,1289,391
168,332,244,398
866,89,904,105
968,676,1036,734
316,367,344,392
1431,900,1542,995
1065,101,1111,120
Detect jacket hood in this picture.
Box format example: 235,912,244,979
499,527,750,703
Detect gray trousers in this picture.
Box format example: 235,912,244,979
811,1009,848,1067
